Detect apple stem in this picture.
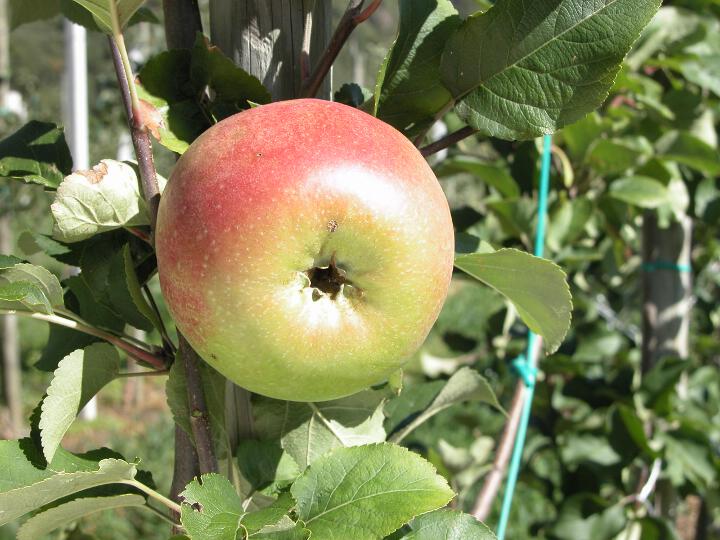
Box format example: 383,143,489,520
420,126,478,158
179,335,219,474
300,0,384,98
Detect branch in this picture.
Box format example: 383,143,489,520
108,37,161,235
420,126,477,157
169,426,198,525
179,335,218,474
300,0,383,98
0,309,167,370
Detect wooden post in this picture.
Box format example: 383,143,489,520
0,0,23,438
641,213,692,370
641,212,693,526
209,0,332,101
208,0,332,446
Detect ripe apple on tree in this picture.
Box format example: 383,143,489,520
156,99,454,401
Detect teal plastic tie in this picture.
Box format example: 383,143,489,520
642,261,692,273
496,134,553,540
511,354,537,388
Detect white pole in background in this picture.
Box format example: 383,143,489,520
64,20,97,421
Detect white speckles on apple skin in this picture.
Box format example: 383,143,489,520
155,99,454,401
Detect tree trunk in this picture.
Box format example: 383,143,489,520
208,0,332,446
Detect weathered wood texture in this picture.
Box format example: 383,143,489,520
210,0,332,100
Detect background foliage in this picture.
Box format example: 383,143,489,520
0,0,718,539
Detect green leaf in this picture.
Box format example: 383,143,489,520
0,121,73,188
560,434,621,469
389,367,503,443
235,441,300,495
405,509,496,539
70,0,145,33
441,0,661,140
547,197,593,253
609,404,658,459
0,458,138,526
585,137,653,175
661,433,716,490
137,36,270,154
439,157,519,197
454,248,572,353
656,130,720,175
242,492,295,535
9,0,60,29
121,244,162,331
17,494,146,540
334,83,373,108
608,176,670,208
375,0,461,132
0,261,64,314
18,231,72,259
180,473,244,540
191,35,271,109
253,390,388,470
51,159,152,243
291,444,454,540
39,344,121,463
551,494,626,540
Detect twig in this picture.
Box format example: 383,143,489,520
108,37,161,235
179,335,218,474
300,0,383,98
0,309,166,369
125,226,152,245
420,126,478,157
472,382,527,521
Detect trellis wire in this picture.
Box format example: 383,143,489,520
496,133,553,540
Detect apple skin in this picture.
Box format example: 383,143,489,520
155,98,454,401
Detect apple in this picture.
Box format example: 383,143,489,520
155,98,454,401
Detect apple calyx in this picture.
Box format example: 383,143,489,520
304,253,361,301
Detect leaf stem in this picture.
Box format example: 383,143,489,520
142,502,182,528
300,0,383,98
420,125,478,157
0,309,166,370
117,369,170,378
124,479,182,515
